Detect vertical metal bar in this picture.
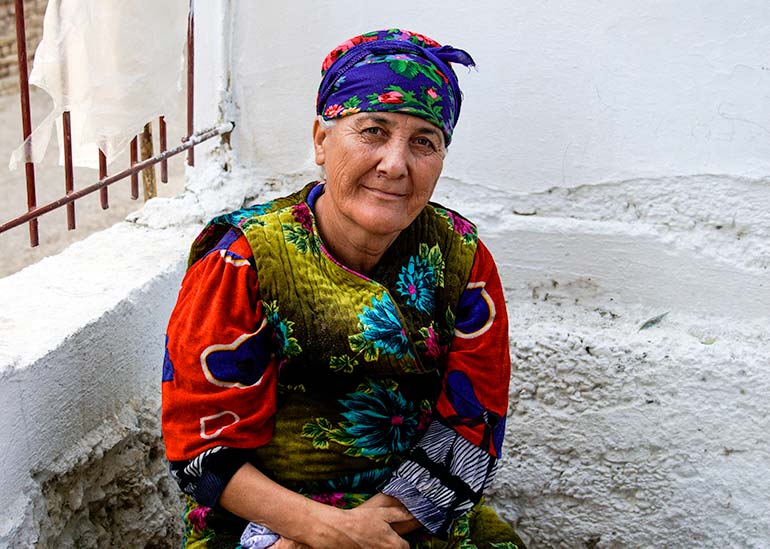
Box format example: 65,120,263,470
62,111,76,229
140,123,156,200
159,116,168,183
99,150,109,209
186,4,194,166
14,0,38,246
130,136,139,199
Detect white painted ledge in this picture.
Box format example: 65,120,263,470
0,220,199,545
0,222,199,370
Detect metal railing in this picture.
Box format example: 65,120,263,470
0,0,232,246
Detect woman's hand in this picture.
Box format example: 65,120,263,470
221,464,409,549
357,493,423,536
308,504,411,549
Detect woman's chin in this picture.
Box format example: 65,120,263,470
351,207,413,239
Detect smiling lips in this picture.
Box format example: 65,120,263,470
362,185,407,199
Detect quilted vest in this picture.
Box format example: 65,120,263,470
189,182,478,492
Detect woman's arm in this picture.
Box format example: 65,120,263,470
163,230,277,506
164,231,412,547
220,463,411,549
379,239,511,535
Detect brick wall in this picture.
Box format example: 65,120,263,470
0,0,46,95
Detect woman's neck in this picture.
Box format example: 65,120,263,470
313,191,398,275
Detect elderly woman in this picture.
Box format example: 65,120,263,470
162,29,524,548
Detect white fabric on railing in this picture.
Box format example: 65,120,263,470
9,0,188,170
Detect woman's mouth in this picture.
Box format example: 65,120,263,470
362,185,406,199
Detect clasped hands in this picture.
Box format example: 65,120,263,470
270,494,420,549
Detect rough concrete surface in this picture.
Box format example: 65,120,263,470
30,403,183,548
507,175,770,273
488,298,769,548
451,173,770,548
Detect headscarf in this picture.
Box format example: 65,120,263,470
316,29,475,145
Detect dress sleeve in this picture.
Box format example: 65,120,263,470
161,229,278,507
381,239,511,534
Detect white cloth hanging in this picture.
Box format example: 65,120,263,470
9,0,188,170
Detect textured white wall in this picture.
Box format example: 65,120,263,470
0,1,768,545
432,177,770,546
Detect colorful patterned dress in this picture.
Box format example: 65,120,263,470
162,182,523,548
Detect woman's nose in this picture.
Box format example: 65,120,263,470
376,139,408,179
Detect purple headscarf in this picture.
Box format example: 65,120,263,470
317,29,475,145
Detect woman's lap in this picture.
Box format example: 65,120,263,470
181,496,525,549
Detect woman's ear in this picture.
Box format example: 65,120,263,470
312,118,328,166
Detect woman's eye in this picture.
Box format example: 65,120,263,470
414,137,436,150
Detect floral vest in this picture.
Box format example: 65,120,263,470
189,182,478,495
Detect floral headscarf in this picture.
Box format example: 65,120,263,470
316,29,475,145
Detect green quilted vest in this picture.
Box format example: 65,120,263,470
189,182,478,494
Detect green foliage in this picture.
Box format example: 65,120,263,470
282,223,320,255
639,312,668,331
348,332,380,362
343,95,362,109
419,243,445,287
329,355,358,373
389,59,421,79
301,421,330,449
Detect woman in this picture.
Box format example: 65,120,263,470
162,29,524,548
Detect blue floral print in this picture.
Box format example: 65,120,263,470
349,293,412,361
302,379,423,461
396,255,436,314
264,301,301,358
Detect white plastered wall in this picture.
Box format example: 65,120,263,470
0,0,768,546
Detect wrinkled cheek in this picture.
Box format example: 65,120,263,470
415,181,439,204
324,167,352,193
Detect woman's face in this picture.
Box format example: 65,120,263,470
313,112,445,240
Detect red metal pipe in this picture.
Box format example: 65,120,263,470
0,122,233,235
14,0,38,246
186,7,194,167
99,150,109,209
62,111,76,229
159,116,168,183
130,136,139,199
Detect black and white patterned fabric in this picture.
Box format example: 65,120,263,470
169,446,252,507
381,419,499,534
